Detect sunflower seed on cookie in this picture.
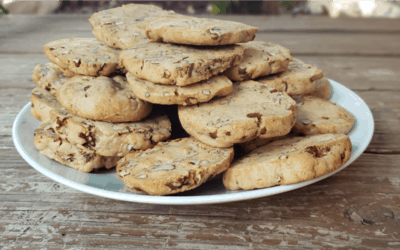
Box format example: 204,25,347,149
89,4,175,49
30,87,64,122
257,58,324,96
224,42,292,81
292,96,355,135
145,15,258,46
56,75,152,123
223,133,352,191
116,137,234,196
49,109,171,157
126,73,233,106
178,80,297,148
119,42,243,87
32,63,70,95
43,38,122,76
34,123,120,173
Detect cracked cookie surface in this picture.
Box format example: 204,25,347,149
292,96,355,135
257,58,324,96
178,80,297,148
34,123,120,173
145,15,258,46
32,63,70,95
43,38,122,76
57,75,152,122
126,73,233,106
89,4,175,49
49,109,171,157
116,137,234,196
223,134,352,190
119,42,243,86
224,42,292,81
30,87,64,122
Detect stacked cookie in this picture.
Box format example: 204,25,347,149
31,3,355,196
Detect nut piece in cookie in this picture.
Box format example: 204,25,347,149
224,42,292,81
56,75,152,123
223,134,352,190
49,109,171,157
292,96,355,135
30,87,63,122
34,123,120,172
126,73,233,106
116,137,234,196
119,42,244,86
178,80,297,148
257,58,324,96
32,63,69,95
145,15,258,46
89,4,175,49
43,38,122,76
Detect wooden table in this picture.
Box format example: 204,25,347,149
1,14,400,249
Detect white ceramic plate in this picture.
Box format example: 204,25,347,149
13,79,374,205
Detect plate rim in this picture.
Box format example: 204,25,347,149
12,79,374,205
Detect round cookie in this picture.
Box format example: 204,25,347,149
32,63,69,95
89,4,175,49
145,15,258,46
49,109,171,157
292,96,355,135
30,87,64,122
224,42,292,81
34,123,120,173
116,137,234,196
178,80,297,148
43,38,121,76
56,75,152,123
309,77,331,100
223,133,352,191
126,73,233,106
119,42,244,87
257,58,324,96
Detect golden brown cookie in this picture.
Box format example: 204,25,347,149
32,63,69,95
30,87,63,122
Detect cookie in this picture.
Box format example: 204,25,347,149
178,80,297,148
34,123,120,173
50,109,171,157
145,15,258,46
43,38,122,76
116,137,234,196
309,77,331,100
30,87,63,122
89,4,175,49
119,42,244,86
224,42,292,81
234,138,271,158
32,63,69,95
126,73,233,106
56,75,152,122
292,96,355,135
223,133,352,190
257,58,324,96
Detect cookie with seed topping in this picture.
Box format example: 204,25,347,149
116,137,234,196
30,87,63,122
257,58,324,96
224,42,292,81
32,63,69,95
89,4,175,49
49,109,171,157
43,38,122,76
292,96,355,135
34,123,120,173
126,73,233,106
145,15,258,46
56,75,152,122
178,80,297,148
223,134,352,190
119,42,243,87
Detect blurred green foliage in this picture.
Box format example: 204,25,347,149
210,1,232,14
281,1,296,10
0,4,8,14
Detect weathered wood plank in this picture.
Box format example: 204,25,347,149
2,54,400,91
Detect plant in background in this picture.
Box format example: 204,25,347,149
210,1,232,14
281,1,296,11
0,3,8,14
